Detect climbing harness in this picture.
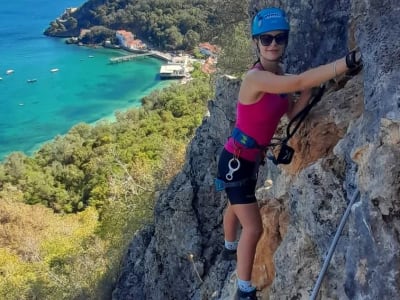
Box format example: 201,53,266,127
214,147,253,191
267,84,326,165
214,177,249,192
214,85,326,192
231,127,261,149
310,189,361,300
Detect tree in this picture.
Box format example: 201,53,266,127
2,152,28,183
164,26,184,49
216,21,254,76
183,29,200,49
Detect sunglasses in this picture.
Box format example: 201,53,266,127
259,33,288,46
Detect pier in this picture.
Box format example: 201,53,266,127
109,51,172,64
109,53,149,63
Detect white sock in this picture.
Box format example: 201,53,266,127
237,278,255,292
224,240,238,250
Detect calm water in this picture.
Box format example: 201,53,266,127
0,0,167,160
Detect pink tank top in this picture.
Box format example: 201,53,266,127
225,86,289,162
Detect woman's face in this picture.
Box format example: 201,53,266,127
255,30,288,61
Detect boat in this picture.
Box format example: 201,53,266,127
50,68,59,73
27,79,37,83
0,77,3,80
6,69,14,75
88,55,94,58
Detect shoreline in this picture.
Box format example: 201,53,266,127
64,36,208,82
93,79,176,124
0,44,177,162
0,79,176,162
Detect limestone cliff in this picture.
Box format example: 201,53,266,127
112,0,400,299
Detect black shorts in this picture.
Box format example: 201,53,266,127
217,148,258,205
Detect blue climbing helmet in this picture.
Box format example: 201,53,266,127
251,7,290,37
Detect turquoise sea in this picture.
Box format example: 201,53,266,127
0,0,167,161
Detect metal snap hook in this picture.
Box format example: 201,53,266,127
226,157,240,181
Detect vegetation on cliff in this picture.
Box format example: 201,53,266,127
0,66,213,298
44,0,249,51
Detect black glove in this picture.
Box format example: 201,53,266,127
345,49,363,76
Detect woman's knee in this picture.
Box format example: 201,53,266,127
243,222,263,240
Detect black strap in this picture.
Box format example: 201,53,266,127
286,85,325,141
268,85,326,165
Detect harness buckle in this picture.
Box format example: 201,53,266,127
214,178,226,192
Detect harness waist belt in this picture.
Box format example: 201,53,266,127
231,127,262,149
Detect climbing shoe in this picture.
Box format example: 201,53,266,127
236,288,257,300
221,248,237,261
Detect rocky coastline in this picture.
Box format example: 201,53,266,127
44,4,218,81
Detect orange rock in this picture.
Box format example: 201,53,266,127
252,199,288,289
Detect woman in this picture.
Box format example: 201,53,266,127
216,7,362,300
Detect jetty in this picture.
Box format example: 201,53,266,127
109,51,172,64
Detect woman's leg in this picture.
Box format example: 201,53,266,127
223,203,239,242
232,202,263,281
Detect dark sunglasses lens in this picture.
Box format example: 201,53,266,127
260,35,273,46
275,33,288,45
259,33,288,46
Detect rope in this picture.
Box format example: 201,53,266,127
309,190,361,300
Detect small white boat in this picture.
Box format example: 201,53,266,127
0,77,3,80
6,69,14,75
27,79,37,83
50,68,59,73
88,55,94,58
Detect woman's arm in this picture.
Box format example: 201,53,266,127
286,88,313,120
245,57,348,95
239,50,362,104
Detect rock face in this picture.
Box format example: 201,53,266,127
113,0,400,299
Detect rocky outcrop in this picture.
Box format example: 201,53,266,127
44,8,80,37
113,0,400,299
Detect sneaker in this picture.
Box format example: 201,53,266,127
236,288,257,300
221,247,237,261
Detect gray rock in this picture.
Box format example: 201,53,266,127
113,0,400,299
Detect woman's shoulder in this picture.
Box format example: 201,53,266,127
244,67,264,81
